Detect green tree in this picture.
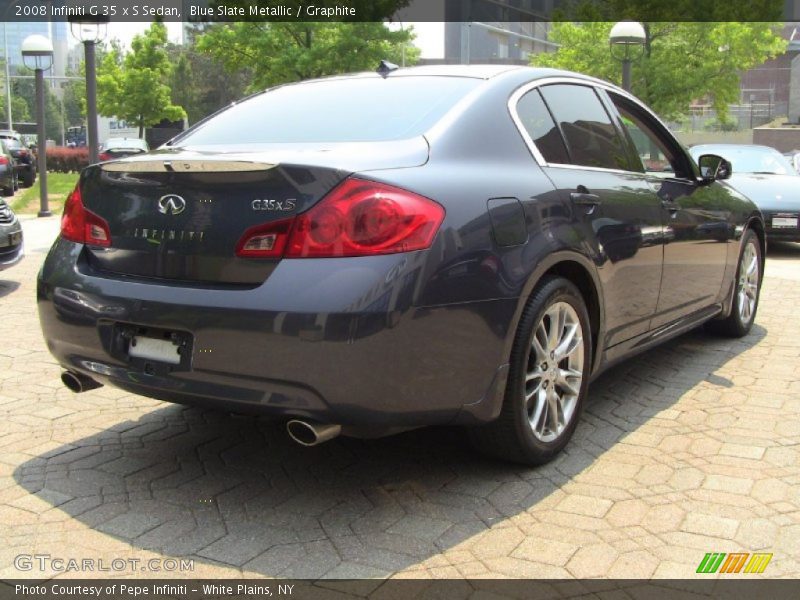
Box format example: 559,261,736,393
11,96,29,123
97,22,186,137
7,67,64,139
166,26,251,125
62,73,85,127
0,94,31,125
197,22,419,92
533,22,787,120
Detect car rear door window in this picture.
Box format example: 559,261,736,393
539,84,630,171
515,89,570,164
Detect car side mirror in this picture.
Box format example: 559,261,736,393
698,154,732,182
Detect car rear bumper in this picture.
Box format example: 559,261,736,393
765,227,800,242
763,211,800,242
38,238,513,427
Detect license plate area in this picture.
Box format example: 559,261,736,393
1,231,21,248
109,323,193,375
772,216,798,229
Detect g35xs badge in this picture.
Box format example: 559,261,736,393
252,199,296,211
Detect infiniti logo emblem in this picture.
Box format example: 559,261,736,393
157,194,186,215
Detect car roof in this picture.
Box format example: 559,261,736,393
290,64,609,86
381,64,524,79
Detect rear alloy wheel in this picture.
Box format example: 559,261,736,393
469,276,591,465
706,229,761,337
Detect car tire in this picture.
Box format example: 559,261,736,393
2,183,12,197
469,275,592,465
22,169,34,188
706,229,762,338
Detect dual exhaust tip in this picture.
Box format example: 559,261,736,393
61,371,340,447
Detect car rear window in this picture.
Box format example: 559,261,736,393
176,76,482,145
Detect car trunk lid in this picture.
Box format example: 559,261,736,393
79,140,428,285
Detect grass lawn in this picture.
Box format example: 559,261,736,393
11,172,79,216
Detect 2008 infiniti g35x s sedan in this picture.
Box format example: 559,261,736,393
38,65,765,465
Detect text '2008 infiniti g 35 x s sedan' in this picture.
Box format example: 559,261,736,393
38,65,765,465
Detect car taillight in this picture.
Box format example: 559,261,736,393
98,152,110,161
0,156,7,165
236,179,444,259
61,184,112,247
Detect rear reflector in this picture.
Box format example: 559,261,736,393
235,218,294,258
61,183,112,247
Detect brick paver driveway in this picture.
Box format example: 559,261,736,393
1,216,798,579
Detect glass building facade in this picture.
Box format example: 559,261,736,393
2,21,69,77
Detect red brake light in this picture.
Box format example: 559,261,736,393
0,156,7,165
61,184,112,247
98,152,110,161
286,178,444,258
235,179,444,259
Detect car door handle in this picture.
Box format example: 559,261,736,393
570,192,601,206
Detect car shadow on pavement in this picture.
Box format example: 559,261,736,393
0,279,20,299
13,325,766,578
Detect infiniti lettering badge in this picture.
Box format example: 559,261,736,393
158,194,187,215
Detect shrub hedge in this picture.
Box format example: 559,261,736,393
45,147,90,173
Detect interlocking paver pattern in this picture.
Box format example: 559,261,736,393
1,217,798,579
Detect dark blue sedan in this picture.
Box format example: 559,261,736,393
38,65,764,464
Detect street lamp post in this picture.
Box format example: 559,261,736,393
609,21,646,92
21,34,53,218
69,16,107,164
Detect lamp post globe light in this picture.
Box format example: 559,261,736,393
69,15,108,165
21,34,54,218
609,21,646,92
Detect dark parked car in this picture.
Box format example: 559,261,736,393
0,132,36,187
38,65,765,464
98,137,149,161
0,139,17,196
690,144,800,242
0,196,23,271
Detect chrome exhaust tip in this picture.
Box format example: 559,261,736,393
61,371,102,393
286,420,342,447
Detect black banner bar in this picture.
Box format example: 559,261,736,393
3,579,800,600
0,0,797,23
